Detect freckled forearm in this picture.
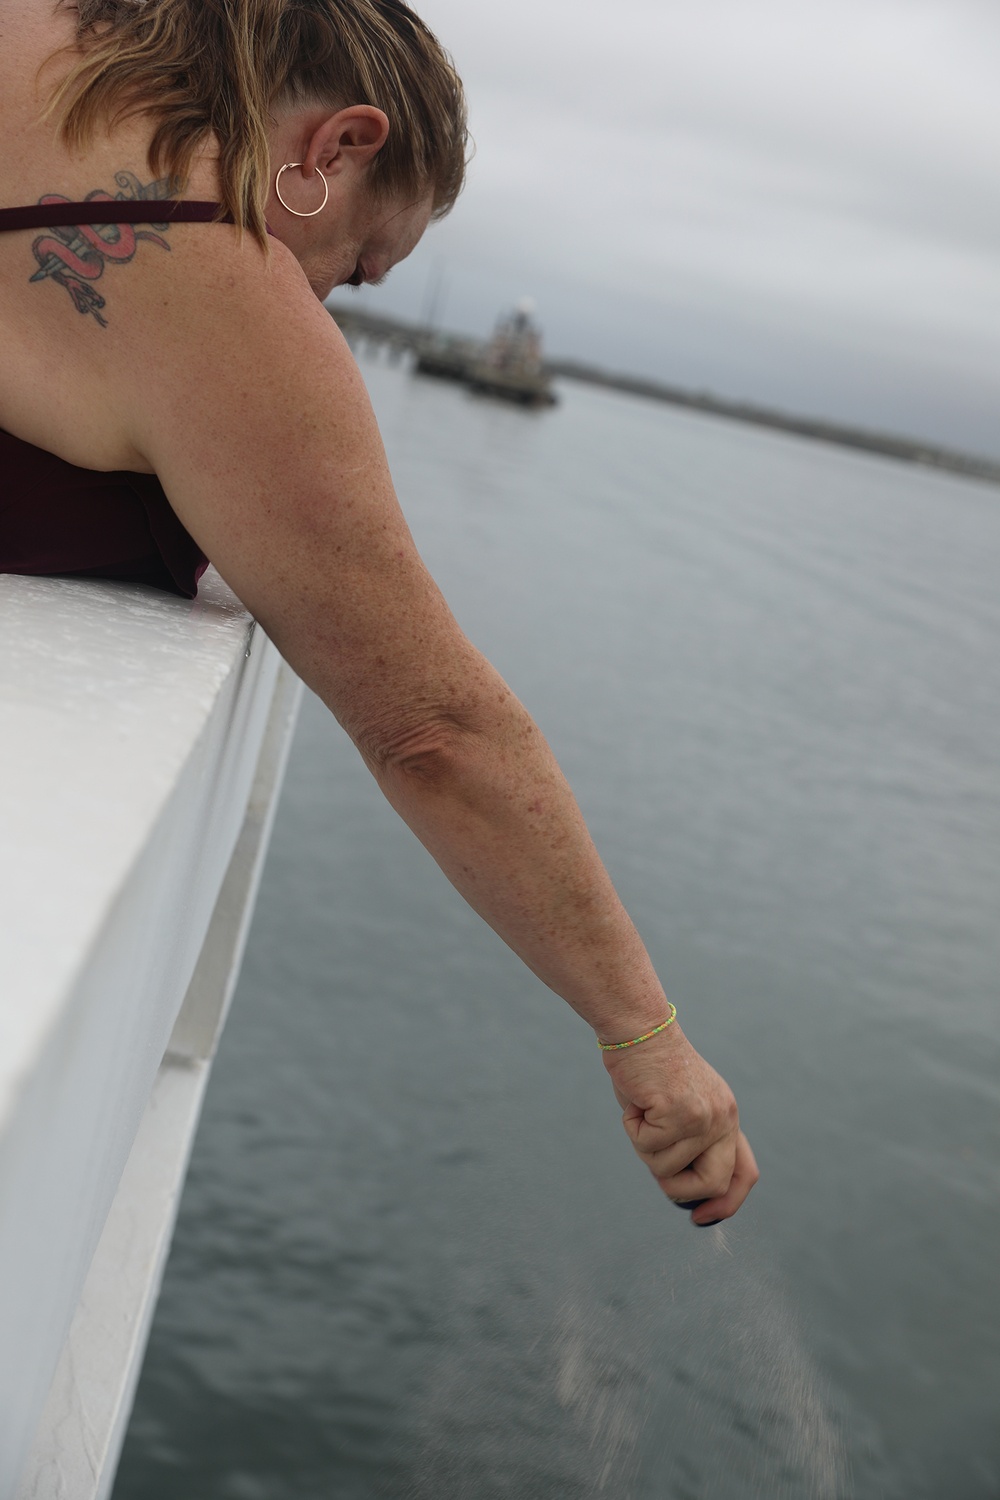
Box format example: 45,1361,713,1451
363,689,670,1039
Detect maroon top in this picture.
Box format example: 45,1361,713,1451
0,427,209,597
0,201,232,598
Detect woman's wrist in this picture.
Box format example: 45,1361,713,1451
595,1002,677,1052
583,981,675,1047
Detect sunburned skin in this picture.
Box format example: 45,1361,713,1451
26,171,178,327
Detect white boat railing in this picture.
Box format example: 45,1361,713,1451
0,569,301,1500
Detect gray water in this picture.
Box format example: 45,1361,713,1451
113,358,1000,1499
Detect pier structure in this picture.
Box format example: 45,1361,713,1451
329,305,426,363
326,302,1000,483
330,304,558,408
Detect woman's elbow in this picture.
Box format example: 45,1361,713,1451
354,710,488,792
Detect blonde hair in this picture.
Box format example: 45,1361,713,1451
48,0,468,246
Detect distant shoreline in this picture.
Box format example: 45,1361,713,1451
328,302,1000,488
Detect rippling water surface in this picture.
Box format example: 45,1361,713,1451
113,355,1000,1499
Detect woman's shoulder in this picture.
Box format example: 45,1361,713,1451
116,215,361,445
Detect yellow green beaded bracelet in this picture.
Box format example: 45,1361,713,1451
597,1002,677,1051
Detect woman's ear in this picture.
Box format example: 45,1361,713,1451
306,106,390,178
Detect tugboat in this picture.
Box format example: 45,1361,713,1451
466,300,558,408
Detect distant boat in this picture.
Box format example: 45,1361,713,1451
413,300,558,408
467,301,558,408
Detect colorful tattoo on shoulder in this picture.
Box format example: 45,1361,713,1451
28,171,183,329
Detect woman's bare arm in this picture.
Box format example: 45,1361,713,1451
123,236,758,1221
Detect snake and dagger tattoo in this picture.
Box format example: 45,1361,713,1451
27,171,180,328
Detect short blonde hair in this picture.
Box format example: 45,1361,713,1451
49,0,468,246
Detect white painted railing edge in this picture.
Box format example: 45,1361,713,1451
0,570,302,1499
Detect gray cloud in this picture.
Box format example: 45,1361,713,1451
335,0,1000,457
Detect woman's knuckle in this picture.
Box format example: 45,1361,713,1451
677,1097,707,1136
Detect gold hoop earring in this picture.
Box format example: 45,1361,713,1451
274,163,330,218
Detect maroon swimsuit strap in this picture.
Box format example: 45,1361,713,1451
0,200,229,231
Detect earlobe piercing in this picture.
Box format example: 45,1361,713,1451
274,163,330,218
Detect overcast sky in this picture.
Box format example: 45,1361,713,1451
329,0,1000,459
